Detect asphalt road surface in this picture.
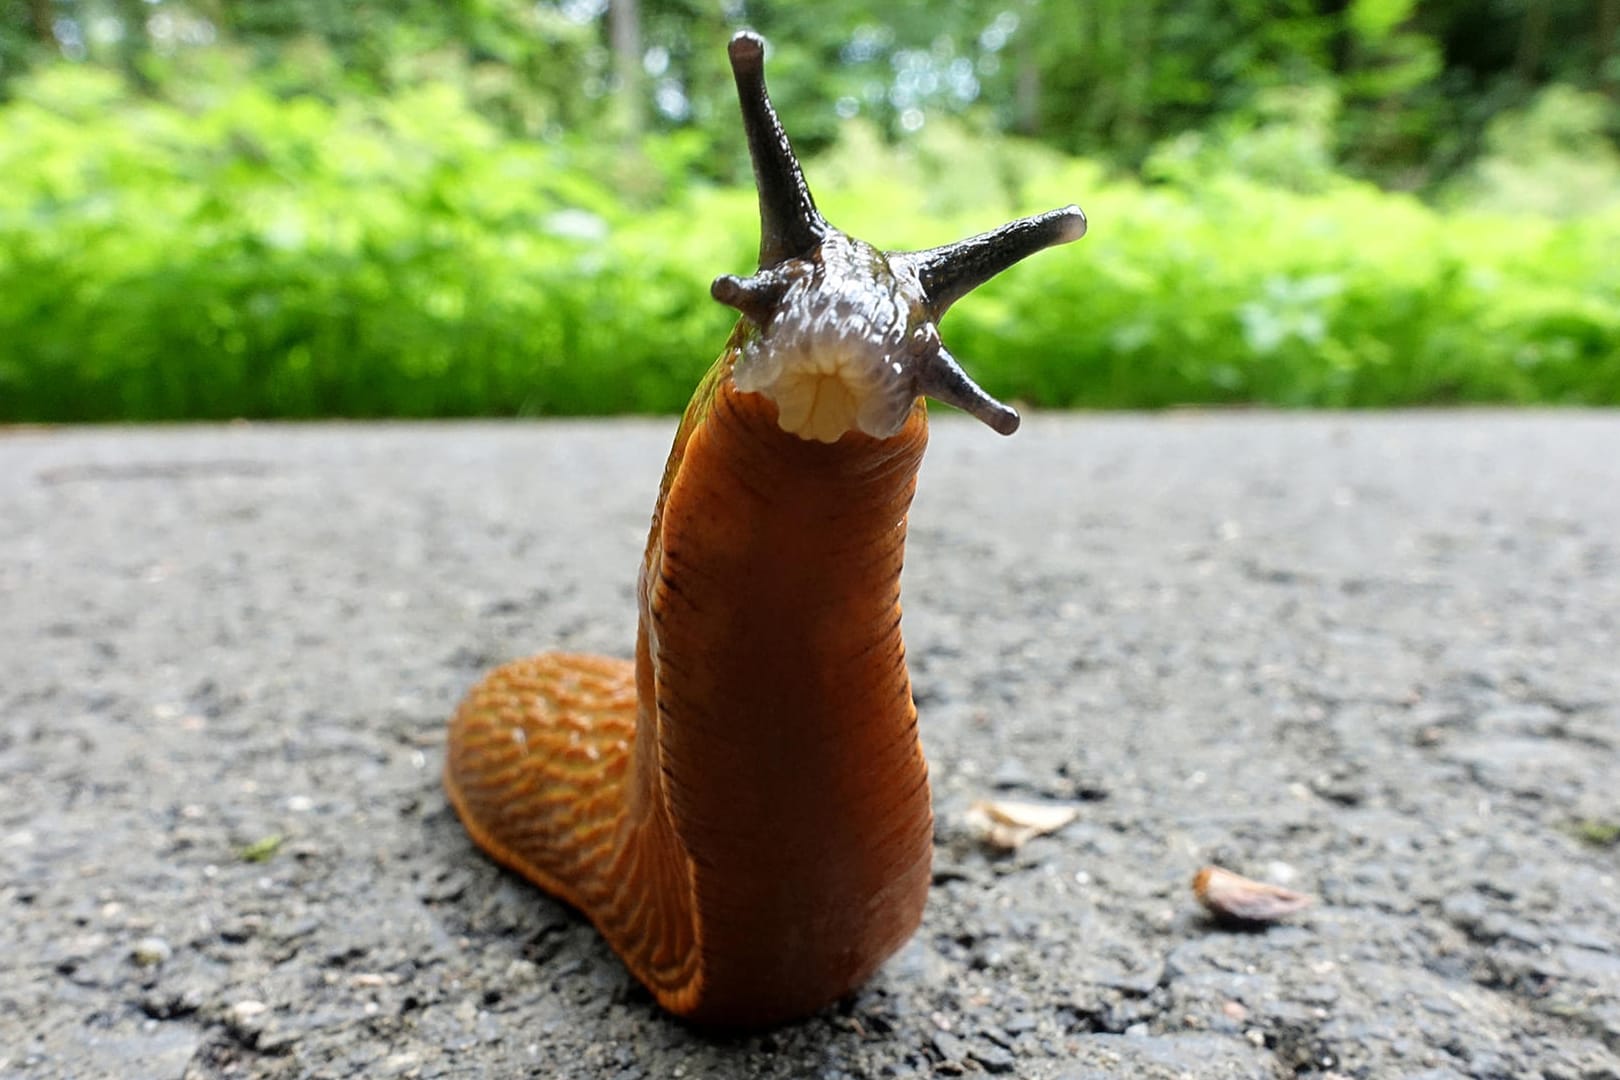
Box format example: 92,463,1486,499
2,413,1617,1079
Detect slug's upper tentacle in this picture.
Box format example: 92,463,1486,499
727,31,828,268
893,205,1089,320
712,30,1087,443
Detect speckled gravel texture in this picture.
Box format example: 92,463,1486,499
3,413,1618,1080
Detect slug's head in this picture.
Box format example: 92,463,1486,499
712,30,1086,444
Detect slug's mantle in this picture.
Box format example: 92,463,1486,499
712,30,1086,443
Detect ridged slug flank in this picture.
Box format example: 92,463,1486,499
444,30,1086,1028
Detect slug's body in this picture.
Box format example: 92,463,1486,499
450,375,931,1025
445,31,1085,1028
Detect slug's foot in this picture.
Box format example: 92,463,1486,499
444,653,703,1013
444,652,639,908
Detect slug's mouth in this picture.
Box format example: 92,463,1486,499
725,235,922,444
733,333,915,445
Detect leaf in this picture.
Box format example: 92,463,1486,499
964,799,1080,852
1192,865,1313,924
1347,0,1418,43
239,834,285,863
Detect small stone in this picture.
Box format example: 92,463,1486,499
991,759,1034,790
1440,891,1488,933
970,1043,1017,1073
1298,982,1340,1005
1309,771,1366,806
131,937,172,967
1100,961,1164,996
932,1030,967,1062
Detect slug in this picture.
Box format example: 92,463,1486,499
444,30,1086,1028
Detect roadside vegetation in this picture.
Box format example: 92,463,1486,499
2,2,1616,420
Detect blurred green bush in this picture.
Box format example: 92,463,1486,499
1,63,1617,422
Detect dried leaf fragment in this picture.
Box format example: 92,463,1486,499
964,799,1080,851
1193,865,1313,924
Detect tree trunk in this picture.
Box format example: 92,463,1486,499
1514,0,1549,82
201,0,235,36
27,0,54,45
1120,0,1155,150
1015,14,1041,136
610,0,644,138
1599,0,1620,95
112,0,156,90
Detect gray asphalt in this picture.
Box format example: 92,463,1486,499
2,413,1617,1080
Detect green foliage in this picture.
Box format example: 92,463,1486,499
1144,84,1343,194
1446,85,1620,217
948,172,1620,409
1,64,1617,423
0,62,745,420
828,126,1620,411
12,1,1620,197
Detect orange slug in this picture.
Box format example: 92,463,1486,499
444,30,1086,1028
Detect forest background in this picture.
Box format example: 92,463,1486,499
1,0,1617,421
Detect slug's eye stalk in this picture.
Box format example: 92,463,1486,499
714,30,1088,442
726,31,827,269
896,206,1088,320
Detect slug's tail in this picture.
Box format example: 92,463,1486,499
444,652,702,1010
